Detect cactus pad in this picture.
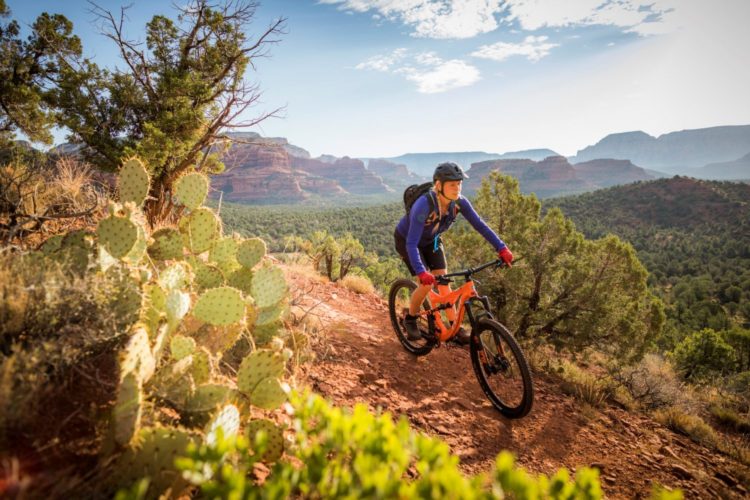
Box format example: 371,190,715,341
111,426,195,497
181,207,220,254
236,350,284,396
245,418,284,463
170,335,196,361
252,320,281,346
150,357,195,405
194,263,224,291
118,157,150,207
193,321,243,354
190,348,212,385
119,328,156,383
251,266,287,308
148,227,184,261
184,383,236,413
111,372,143,446
227,267,253,294
193,286,245,326
256,302,287,326
97,215,139,259
251,377,288,410
173,172,209,210
165,289,191,326
40,234,64,255
205,404,240,446
209,236,239,265
158,262,191,291
237,238,266,268
123,224,147,265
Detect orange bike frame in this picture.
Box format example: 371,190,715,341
420,280,478,343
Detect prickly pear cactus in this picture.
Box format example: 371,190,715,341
165,289,191,327
111,372,143,447
97,214,139,259
237,237,266,269
227,267,253,295
251,266,287,308
173,172,209,210
184,383,236,413
251,377,288,409
158,262,191,291
118,157,150,207
193,286,245,326
209,236,239,265
119,328,156,383
148,227,184,261
237,350,284,396
110,426,196,496
181,207,220,254
190,348,213,385
194,263,224,291
245,418,284,462
204,404,240,446
170,335,196,361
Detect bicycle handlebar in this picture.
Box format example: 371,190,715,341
436,256,522,284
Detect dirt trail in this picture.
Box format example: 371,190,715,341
284,266,749,499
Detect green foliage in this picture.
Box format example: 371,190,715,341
445,172,664,361
0,4,81,144
546,178,750,348
177,391,613,499
48,0,285,223
671,328,736,380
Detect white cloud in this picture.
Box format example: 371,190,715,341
319,0,505,39
356,49,480,93
471,35,559,62
355,48,408,71
320,0,692,39
502,0,681,36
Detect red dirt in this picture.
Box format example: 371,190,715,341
285,265,750,499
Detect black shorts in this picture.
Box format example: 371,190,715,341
394,229,446,276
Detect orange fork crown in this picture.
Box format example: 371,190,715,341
419,280,478,343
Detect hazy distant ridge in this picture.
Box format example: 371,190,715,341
571,125,750,171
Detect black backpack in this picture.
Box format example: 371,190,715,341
403,182,434,214
403,182,460,222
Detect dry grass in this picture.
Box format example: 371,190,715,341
613,354,697,412
340,274,375,295
709,404,750,434
655,406,719,447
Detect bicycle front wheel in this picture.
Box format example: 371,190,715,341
388,278,435,356
470,318,533,418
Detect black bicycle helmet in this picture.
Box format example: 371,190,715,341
433,162,469,183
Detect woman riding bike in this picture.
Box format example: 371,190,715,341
394,162,514,345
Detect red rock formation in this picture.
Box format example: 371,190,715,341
464,159,535,192
366,159,424,189
291,156,392,194
573,159,654,187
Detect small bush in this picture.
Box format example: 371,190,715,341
709,405,750,434
654,406,719,447
340,273,375,294
615,354,697,411
556,359,612,408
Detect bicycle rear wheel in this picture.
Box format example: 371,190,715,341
388,278,435,356
470,318,533,418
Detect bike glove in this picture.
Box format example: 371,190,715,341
498,247,514,267
417,271,436,286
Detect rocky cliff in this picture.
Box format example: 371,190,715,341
571,125,750,171
695,153,750,180
464,156,653,198
291,156,393,195
366,159,425,189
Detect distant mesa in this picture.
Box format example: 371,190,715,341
464,155,654,198
571,125,750,172
371,149,560,177
694,152,750,180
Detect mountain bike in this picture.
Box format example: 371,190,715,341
388,259,534,419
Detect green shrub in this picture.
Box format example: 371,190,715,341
671,328,736,380
177,390,610,499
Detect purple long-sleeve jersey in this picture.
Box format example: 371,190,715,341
395,193,506,275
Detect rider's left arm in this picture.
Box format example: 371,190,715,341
458,196,507,252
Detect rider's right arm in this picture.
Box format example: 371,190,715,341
406,196,430,275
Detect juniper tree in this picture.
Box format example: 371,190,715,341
0,0,81,145
49,0,285,225
444,172,665,361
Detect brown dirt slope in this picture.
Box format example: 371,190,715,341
284,265,749,499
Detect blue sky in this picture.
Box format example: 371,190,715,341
7,0,750,158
